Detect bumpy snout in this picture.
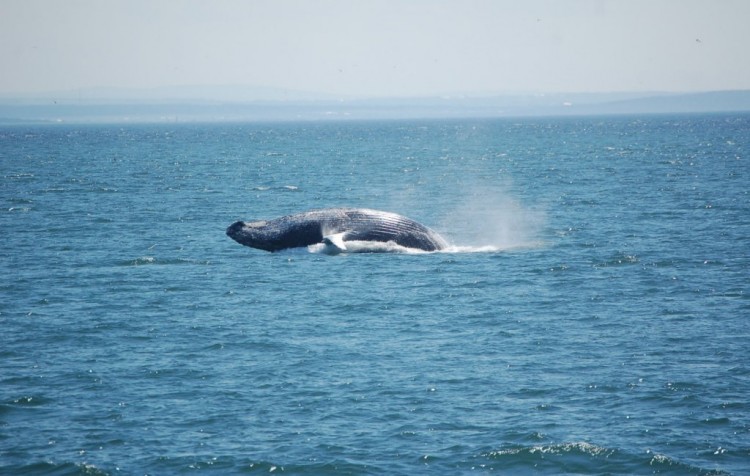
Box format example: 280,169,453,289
227,220,277,251
226,221,245,238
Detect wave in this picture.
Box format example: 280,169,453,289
2,395,55,408
0,461,109,475
442,242,544,253
481,442,729,475
0,458,375,475
117,257,212,266
251,184,300,191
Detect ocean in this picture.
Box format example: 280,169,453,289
1,113,748,474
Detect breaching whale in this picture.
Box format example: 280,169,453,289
227,208,447,253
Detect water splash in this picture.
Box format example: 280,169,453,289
300,189,545,254
303,189,545,255
307,240,427,255
439,188,546,252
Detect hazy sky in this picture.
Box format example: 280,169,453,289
2,0,749,98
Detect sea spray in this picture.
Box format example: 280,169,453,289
440,187,546,252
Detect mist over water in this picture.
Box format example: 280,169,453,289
440,188,546,252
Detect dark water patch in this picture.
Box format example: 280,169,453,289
593,252,640,268
3,395,54,408
0,461,111,475
699,417,732,426
203,342,226,351
241,459,380,474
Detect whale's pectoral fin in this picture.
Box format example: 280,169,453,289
322,232,348,251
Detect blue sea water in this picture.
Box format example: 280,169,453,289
1,114,749,475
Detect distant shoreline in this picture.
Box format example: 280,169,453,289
2,90,749,124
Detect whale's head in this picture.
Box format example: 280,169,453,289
226,220,279,251
228,215,326,252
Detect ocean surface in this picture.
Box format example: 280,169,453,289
1,113,748,475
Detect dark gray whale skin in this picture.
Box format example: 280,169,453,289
227,208,447,252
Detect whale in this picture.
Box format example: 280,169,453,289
227,208,447,253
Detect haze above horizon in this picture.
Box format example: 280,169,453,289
1,0,749,100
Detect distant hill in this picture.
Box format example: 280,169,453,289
1,89,749,123
585,90,750,115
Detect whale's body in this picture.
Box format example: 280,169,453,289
227,208,447,253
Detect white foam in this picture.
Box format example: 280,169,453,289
308,240,427,255
305,241,542,255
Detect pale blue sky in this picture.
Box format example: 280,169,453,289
1,0,748,98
